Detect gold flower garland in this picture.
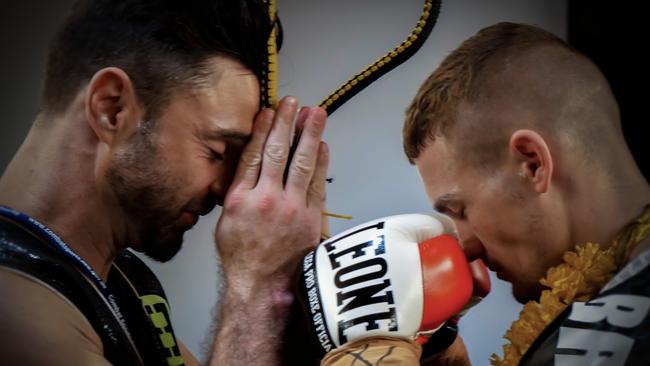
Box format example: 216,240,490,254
490,205,650,366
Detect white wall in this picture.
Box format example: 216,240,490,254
0,1,567,364
145,1,567,364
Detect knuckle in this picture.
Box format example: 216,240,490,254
305,124,321,139
291,153,313,178
240,150,262,167
308,181,325,201
264,143,287,166
223,193,244,214
284,203,298,219
257,192,277,213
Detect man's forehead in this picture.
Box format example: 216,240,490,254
203,55,256,79
415,139,462,199
159,81,256,143
194,56,260,102
186,58,259,126
416,138,456,173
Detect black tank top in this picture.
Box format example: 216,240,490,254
0,215,184,365
520,249,650,365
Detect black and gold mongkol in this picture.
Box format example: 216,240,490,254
261,0,279,109
261,0,441,115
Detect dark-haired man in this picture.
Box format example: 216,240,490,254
305,22,649,366
0,1,328,365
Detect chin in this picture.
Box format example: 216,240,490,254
137,229,185,263
145,245,182,262
511,281,543,304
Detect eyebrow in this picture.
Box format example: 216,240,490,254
433,193,461,212
200,128,251,144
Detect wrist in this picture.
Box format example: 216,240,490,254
211,274,294,366
322,337,422,366
222,273,295,311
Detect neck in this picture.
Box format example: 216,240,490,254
569,152,650,262
0,112,123,281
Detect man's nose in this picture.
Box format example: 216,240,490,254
461,237,486,261
454,222,485,261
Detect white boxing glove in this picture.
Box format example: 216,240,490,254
296,213,478,356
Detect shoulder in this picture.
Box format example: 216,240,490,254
547,274,650,365
113,249,167,295
563,248,650,339
600,245,650,294
521,252,650,365
0,267,110,366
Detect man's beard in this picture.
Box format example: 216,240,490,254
106,130,186,262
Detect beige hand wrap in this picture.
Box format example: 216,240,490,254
322,337,421,366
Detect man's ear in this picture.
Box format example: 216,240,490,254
508,129,553,193
85,67,141,146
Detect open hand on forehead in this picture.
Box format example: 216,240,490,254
215,96,329,293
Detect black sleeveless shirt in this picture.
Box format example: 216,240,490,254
519,248,650,366
0,215,184,365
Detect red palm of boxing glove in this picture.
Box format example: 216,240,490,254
419,257,491,362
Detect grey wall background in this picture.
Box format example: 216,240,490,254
0,1,75,167
0,1,567,364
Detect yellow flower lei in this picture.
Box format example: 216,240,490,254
490,206,650,366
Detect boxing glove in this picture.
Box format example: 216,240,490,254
295,213,476,357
